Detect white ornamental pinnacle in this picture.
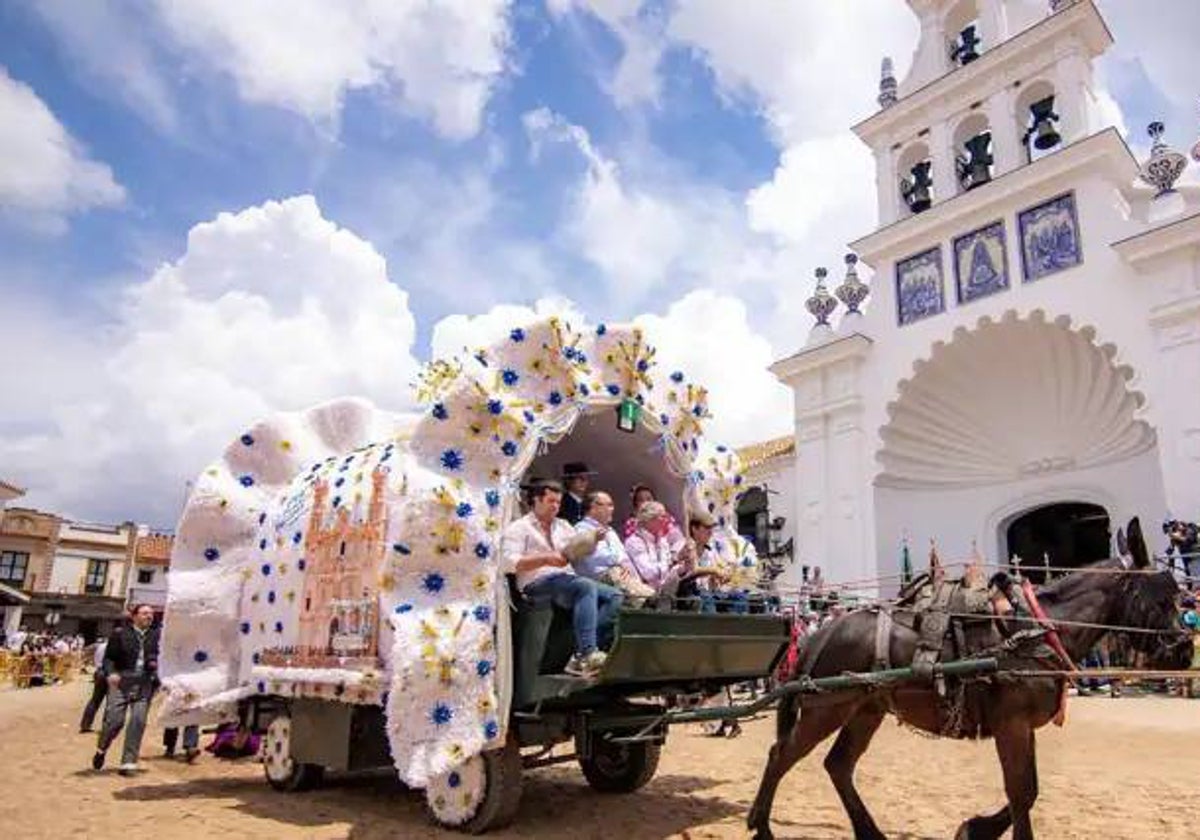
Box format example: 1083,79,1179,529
1138,121,1187,198
834,253,869,315
878,57,898,109
806,267,838,328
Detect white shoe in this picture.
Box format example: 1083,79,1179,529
118,762,141,777
564,650,607,677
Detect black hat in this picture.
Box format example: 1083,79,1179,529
561,462,597,478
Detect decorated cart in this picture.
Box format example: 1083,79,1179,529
159,316,789,832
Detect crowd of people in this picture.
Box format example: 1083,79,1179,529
501,462,762,678
1,629,86,688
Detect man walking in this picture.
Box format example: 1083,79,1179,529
78,636,109,733
92,604,160,776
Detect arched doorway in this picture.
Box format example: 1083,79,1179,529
737,486,769,554
1005,502,1110,582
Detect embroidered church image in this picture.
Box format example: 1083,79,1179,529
263,468,389,668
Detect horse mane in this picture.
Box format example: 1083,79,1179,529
1032,557,1125,606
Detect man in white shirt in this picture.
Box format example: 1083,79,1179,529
502,480,623,677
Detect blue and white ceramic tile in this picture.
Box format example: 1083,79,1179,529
896,246,945,326
1018,192,1082,282
954,220,1009,304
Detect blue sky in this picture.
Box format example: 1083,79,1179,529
1,0,1197,525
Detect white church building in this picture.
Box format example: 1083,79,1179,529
755,0,1200,593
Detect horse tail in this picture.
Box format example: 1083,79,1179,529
776,691,801,742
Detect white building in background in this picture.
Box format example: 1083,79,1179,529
764,0,1200,593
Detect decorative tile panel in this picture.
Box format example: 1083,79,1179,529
896,246,945,326
1018,192,1082,282
953,220,1009,304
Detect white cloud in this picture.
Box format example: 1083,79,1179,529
667,0,918,145
31,0,178,132
3,196,422,524
548,0,664,107
522,107,755,305
0,67,125,232
152,0,512,139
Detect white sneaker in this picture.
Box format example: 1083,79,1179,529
564,650,607,677
117,762,140,777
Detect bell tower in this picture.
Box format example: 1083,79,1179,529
864,0,1113,226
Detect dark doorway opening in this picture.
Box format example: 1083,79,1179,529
1005,502,1110,583
737,486,770,555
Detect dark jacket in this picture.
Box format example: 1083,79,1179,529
103,624,161,680
559,493,585,526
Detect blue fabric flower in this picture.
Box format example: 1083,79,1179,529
431,402,448,421
332,495,342,508
456,502,473,518
240,622,251,635
251,653,261,665
203,547,220,562
258,512,267,524
485,489,500,508
440,449,464,471
238,474,255,487
670,371,684,383
423,572,445,594
606,383,621,396
256,680,266,694
637,359,649,372
193,650,208,663
395,603,413,614
261,563,271,576
393,542,411,555
579,383,589,396
548,390,563,406
501,440,518,457
595,323,607,336
274,621,284,633
484,720,499,740
501,368,519,386
240,433,254,446
716,444,727,453
448,771,462,788
297,558,306,571
473,605,492,622
509,327,525,343
431,703,454,726
659,413,669,425
267,591,276,604
523,410,535,423
334,477,345,488
259,538,267,550
474,542,490,559
476,660,493,677
487,398,504,415
292,531,303,545
692,405,704,417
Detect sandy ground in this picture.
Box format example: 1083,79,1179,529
1,679,1197,839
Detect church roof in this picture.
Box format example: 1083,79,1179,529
736,435,794,473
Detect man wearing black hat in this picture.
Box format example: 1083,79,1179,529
559,462,594,525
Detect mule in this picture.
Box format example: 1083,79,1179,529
748,517,1193,840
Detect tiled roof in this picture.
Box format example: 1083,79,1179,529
136,533,174,565
736,435,795,472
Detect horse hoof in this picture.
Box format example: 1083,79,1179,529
954,823,971,840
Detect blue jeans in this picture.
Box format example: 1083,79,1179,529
699,590,749,614
523,574,623,654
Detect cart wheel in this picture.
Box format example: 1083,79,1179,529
263,714,324,792
425,737,523,834
579,737,661,793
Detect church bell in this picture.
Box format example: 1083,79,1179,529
957,132,993,191
951,25,981,66
900,160,933,213
1027,96,1062,151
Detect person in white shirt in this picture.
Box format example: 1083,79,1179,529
502,480,623,677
